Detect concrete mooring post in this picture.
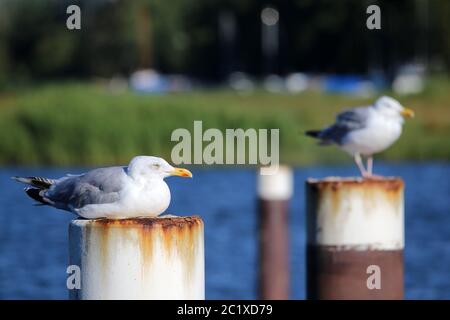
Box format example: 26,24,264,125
257,166,293,300
68,216,204,300
306,178,404,300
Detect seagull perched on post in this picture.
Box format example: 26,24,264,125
306,96,414,177
12,156,192,219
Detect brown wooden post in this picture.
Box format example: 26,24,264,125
258,166,293,299
306,177,404,300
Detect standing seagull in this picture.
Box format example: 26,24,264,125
306,96,414,177
12,156,192,219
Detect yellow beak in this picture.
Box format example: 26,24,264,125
170,167,193,178
401,108,415,118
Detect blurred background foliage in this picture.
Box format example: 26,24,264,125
0,0,448,166
0,0,448,85
0,81,449,166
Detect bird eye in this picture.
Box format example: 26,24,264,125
153,163,160,169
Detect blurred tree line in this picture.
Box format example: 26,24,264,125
0,0,448,87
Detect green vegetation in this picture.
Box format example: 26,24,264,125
0,80,449,166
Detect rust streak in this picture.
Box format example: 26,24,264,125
307,177,404,216
98,223,111,286
88,216,202,228
80,216,203,286
87,216,201,257
307,177,403,192
137,226,154,278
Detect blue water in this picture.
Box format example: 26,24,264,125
0,163,449,299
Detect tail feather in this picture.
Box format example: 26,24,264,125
13,176,55,206
305,129,333,145
305,130,322,138
12,176,55,189
24,187,48,205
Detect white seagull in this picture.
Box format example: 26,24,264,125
306,96,414,177
12,156,192,219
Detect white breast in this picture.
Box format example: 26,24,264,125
342,114,403,156
121,178,171,217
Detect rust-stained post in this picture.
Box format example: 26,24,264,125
306,178,404,300
69,216,204,300
257,166,293,300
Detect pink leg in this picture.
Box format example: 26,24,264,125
354,153,367,177
365,155,384,179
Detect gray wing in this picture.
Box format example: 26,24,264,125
318,107,370,145
44,166,127,211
